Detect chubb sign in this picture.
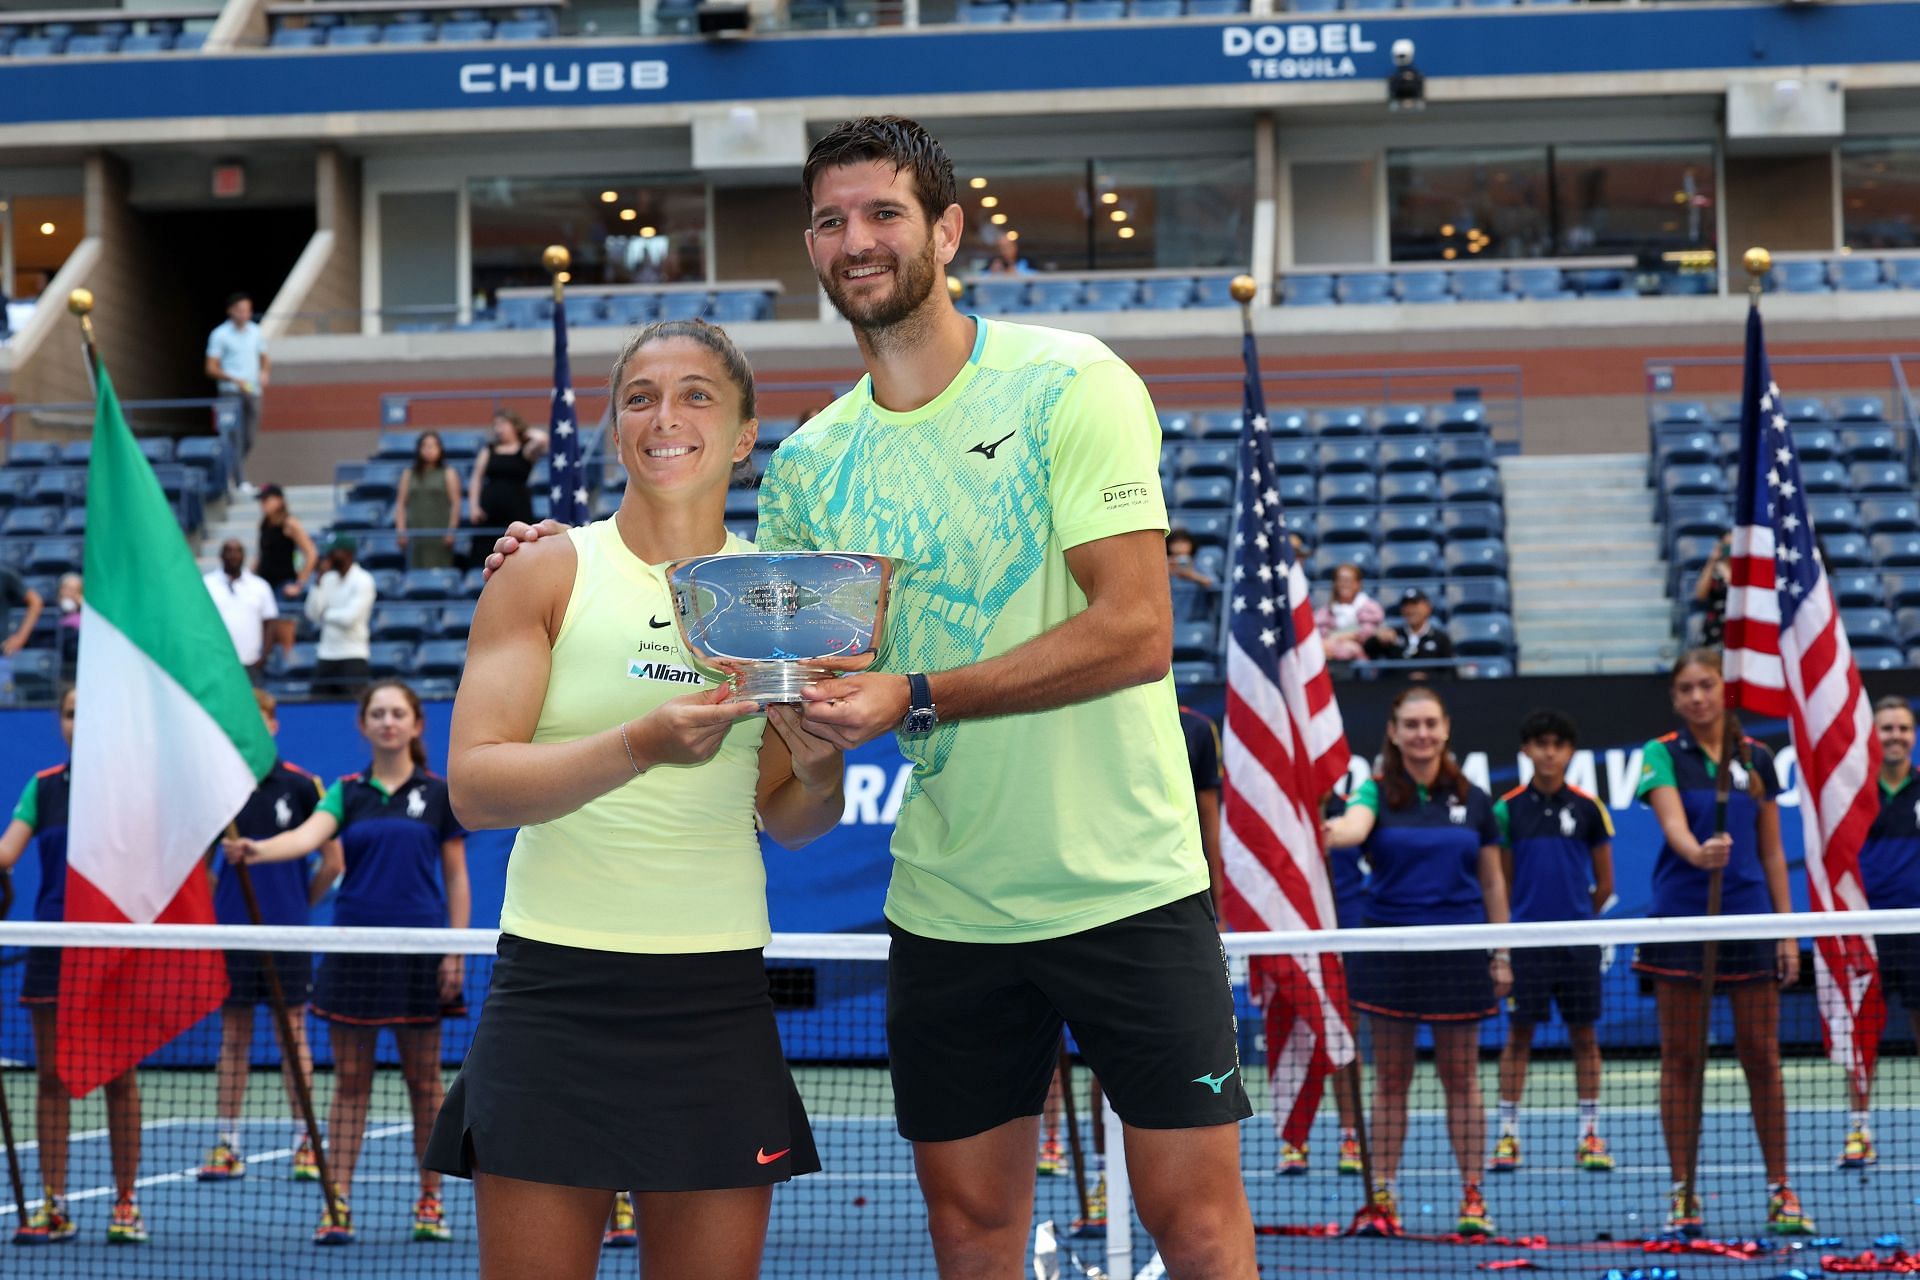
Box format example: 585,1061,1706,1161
457,59,671,95
1222,23,1377,80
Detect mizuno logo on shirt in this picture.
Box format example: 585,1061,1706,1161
968,430,1016,460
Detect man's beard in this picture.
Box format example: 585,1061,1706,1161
819,237,940,335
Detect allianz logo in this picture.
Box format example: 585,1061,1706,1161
458,59,670,94
1221,22,1377,57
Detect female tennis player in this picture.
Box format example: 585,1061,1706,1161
1323,685,1509,1239
226,679,469,1246
424,318,844,1280
0,686,148,1245
1632,648,1809,1237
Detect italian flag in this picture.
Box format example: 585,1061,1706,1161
58,358,276,1095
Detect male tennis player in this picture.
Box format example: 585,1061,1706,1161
484,117,1255,1279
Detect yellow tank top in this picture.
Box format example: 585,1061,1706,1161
499,519,770,954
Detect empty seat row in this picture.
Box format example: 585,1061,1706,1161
3,29,206,55
1171,500,1505,549
1278,266,1647,307
959,0,1244,22
370,602,478,643
1290,0,1577,8
1162,402,1492,440
1166,437,1492,478
1662,461,1913,499
969,276,1242,313
1767,258,1920,294
268,639,470,682
1653,395,1896,428
1164,468,1503,511
7,436,228,497
1308,540,1509,581
483,289,774,331
1654,425,1905,471
269,6,555,44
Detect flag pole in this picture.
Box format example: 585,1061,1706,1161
0,871,28,1233
543,243,570,307
1224,275,1259,655
68,288,98,371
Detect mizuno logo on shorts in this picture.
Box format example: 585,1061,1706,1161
1192,1067,1237,1094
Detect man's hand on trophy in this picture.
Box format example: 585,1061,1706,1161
798,673,913,751
483,519,572,583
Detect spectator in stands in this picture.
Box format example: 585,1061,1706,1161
1365,587,1455,677
0,561,44,663
198,686,340,1186
225,680,467,1245
396,431,461,571
986,235,1033,275
1694,531,1732,646
467,410,546,561
1315,562,1383,662
205,538,278,683
54,574,81,674
1322,685,1509,1239
306,536,376,699
254,484,317,664
1167,528,1217,589
204,292,268,494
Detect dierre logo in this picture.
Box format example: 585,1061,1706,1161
1102,483,1154,506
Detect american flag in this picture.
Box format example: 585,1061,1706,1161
1217,331,1355,1148
546,292,590,525
1722,303,1884,1094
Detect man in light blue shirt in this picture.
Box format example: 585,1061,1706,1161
205,292,268,493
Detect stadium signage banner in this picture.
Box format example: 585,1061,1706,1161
1221,23,1376,82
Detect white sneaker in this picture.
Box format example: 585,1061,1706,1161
235,481,260,499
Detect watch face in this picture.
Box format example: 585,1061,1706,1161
905,709,936,733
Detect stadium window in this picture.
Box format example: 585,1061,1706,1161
467,175,707,301
1389,146,1551,262
1552,143,1716,258
1840,139,1920,250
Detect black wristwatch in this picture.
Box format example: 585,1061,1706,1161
902,672,938,735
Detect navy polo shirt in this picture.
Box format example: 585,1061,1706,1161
1351,774,1500,926
10,764,70,922
1180,707,1221,795
1636,731,1780,918
215,760,326,928
1495,782,1613,923
317,768,463,929
1861,771,1920,910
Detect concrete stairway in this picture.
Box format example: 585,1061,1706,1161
196,483,336,574
1500,453,1675,674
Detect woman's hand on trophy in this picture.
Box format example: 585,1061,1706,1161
628,686,760,769
482,519,572,583
797,674,912,751
766,704,844,795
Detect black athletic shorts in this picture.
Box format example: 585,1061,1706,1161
1874,932,1920,1008
223,949,314,1009
886,891,1251,1144
1507,945,1602,1027
1633,937,1777,986
426,934,819,1191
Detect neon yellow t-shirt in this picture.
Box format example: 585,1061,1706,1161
500,520,770,954
758,318,1207,943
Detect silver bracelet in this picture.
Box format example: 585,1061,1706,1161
619,722,643,775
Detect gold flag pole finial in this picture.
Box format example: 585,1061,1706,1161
542,245,571,306
946,274,964,306
1230,273,1259,337
1743,247,1772,305
68,287,97,361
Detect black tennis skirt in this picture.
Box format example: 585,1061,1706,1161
1349,923,1498,1023
1633,938,1778,986
424,934,820,1193
314,951,466,1026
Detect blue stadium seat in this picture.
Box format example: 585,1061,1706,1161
1451,612,1516,656
1841,427,1901,463
58,508,86,536
368,641,417,677
1670,535,1719,575
382,21,435,42
1129,0,1182,13
1451,271,1514,303
1508,266,1571,300
1771,261,1833,294
1335,274,1395,306
326,23,382,44
1269,440,1314,476
402,568,463,600
352,462,405,505
1441,502,1503,542
439,19,495,40
1287,0,1340,11
1139,278,1195,309
1824,532,1874,568
1179,443,1236,479
1655,430,1719,470
1836,396,1887,423
25,538,80,576
374,430,423,461
1169,511,1229,547
1,508,57,538
120,32,174,52
657,293,711,321
137,437,176,465
330,501,388,533
1568,268,1630,295
1172,621,1215,662
959,3,1012,22
1311,544,1378,581
1396,273,1454,304
1873,533,1920,569
1171,477,1233,508
1194,546,1225,584
172,29,206,49
1281,275,1335,306
1894,261,1920,291
1437,437,1494,471
1191,278,1243,309
64,33,120,54
1445,539,1508,578
1833,569,1885,608
439,429,488,460
1158,411,1194,441
495,17,555,37
1377,505,1439,543
357,535,406,573
1662,465,1726,498
724,488,759,519
1434,402,1490,435
1380,473,1439,505
1781,396,1829,424
1377,438,1439,474
1790,426,1839,461
1804,496,1861,537
1316,441,1375,475
1380,541,1442,580
11,650,58,702
1842,607,1900,645
1862,499,1920,536
1831,258,1891,292
371,570,405,600
1668,497,1734,538
1072,0,1127,17
1346,0,1396,8
6,441,57,468
59,441,90,466
26,471,81,507
460,568,488,597
1267,408,1309,436
496,296,550,328
710,292,772,323
1654,401,1711,428
373,604,436,644
1011,0,1069,19
1318,475,1377,507
1314,509,1374,545
10,36,65,55
1186,0,1245,11
1197,410,1243,440
1853,643,1905,672
1898,607,1920,647
972,279,1027,313
1370,406,1427,437
1445,579,1510,616
1276,476,1314,508
1853,462,1913,493
1082,278,1138,311
1311,408,1369,438
1441,468,1502,503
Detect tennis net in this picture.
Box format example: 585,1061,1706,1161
1,912,1918,1279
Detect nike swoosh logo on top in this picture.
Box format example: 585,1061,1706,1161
648,616,673,629
756,1147,790,1165
968,430,1016,460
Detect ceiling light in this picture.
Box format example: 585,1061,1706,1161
1117,226,1136,239
639,225,657,237
600,190,618,203
1109,210,1127,223
1100,192,1118,205
38,222,54,235
990,213,1008,225
980,196,999,209
619,208,637,221
1442,248,1457,260
969,177,988,189
1440,223,1455,237
1004,230,1019,241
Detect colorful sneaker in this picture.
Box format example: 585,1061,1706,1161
1338,1134,1364,1176
1490,1132,1521,1172
603,1192,636,1249
197,1141,245,1182
1279,1142,1310,1175
1037,1136,1066,1176
412,1195,451,1243
12,1197,77,1245
1578,1132,1615,1172
1455,1183,1494,1236
1070,1176,1107,1236
106,1199,147,1245
1767,1184,1813,1236
1667,1183,1702,1237
1354,1184,1403,1238
313,1198,354,1246
292,1135,321,1182
1838,1129,1877,1170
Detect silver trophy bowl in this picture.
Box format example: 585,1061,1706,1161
665,551,905,704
